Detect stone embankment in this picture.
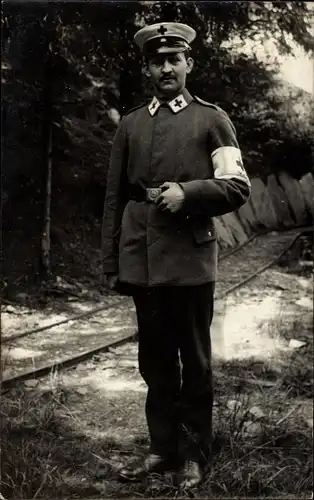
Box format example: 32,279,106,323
215,171,314,250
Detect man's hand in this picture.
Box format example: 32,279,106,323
155,182,185,213
107,273,119,290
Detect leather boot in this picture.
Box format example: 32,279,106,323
178,460,204,489
119,453,174,481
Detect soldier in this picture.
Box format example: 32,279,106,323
102,22,251,488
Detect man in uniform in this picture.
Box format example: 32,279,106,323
102,22,251,489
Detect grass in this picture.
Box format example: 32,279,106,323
1,312,313,499
211,314,313,400
1,384,102,499
1,388,312,499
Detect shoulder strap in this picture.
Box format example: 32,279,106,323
123,101,148,117
194,95,232,122
194,95,222,111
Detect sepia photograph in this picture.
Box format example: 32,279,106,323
1,1,314,499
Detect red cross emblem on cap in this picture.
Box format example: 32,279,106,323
157,25,168,35
133,22,197,53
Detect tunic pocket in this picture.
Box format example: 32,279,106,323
192,223,216,245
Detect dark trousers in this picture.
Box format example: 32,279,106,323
132,283,214,465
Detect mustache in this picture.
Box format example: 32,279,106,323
160,76,176,81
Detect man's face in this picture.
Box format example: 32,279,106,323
145,52,194,97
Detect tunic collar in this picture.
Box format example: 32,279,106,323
148,88,193,116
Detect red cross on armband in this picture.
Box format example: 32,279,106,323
236,159,244,170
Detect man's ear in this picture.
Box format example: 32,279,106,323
186,56,194,74
142,60,151,78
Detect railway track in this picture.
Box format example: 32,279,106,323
1,226,312,391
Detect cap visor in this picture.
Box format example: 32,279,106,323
149,46,188,55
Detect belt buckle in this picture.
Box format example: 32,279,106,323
146,188,161,202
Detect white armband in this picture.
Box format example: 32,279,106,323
211,146,250,186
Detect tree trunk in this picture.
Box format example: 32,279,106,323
118,4,141,115
39,14,55,280
41,124,53,278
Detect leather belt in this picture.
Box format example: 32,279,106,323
129,185,163,203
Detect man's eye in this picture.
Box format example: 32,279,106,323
151,57,164,64
150,56,180,66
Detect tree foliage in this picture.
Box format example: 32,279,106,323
2,1,314,282
2,1,313,189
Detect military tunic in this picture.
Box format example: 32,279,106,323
102,88,251,286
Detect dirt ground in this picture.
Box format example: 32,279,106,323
39,263,313,434
1,260,313,499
